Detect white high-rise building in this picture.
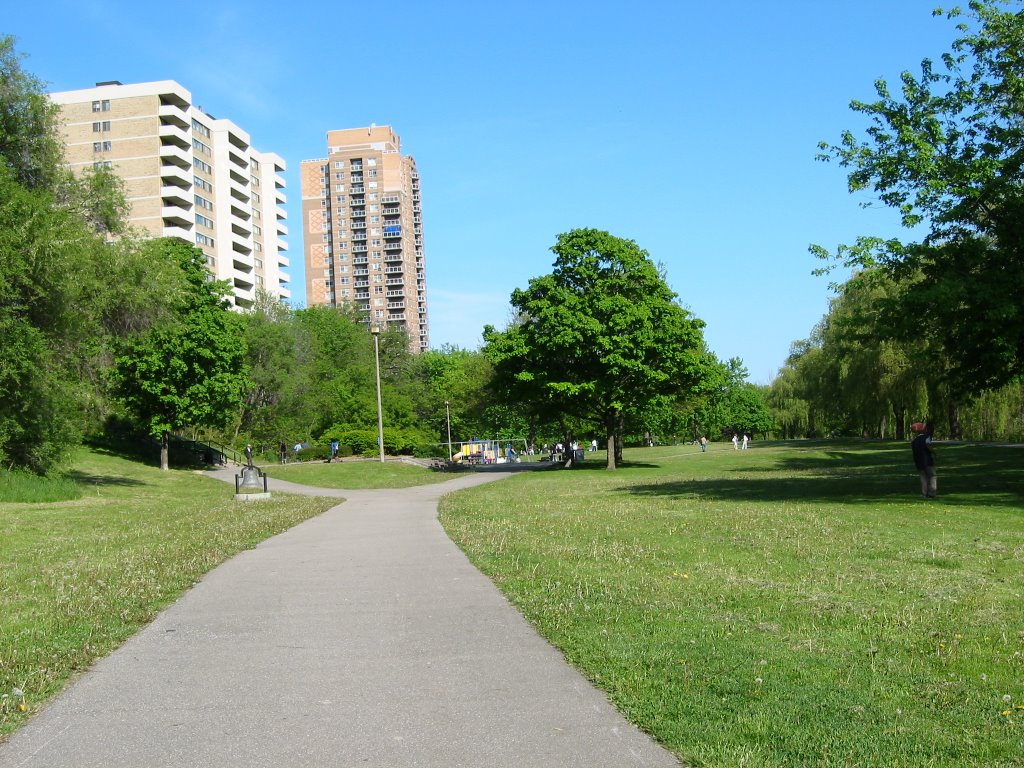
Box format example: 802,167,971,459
49,80,289,308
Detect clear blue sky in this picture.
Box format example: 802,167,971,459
5,1,959,383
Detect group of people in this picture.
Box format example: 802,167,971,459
730,434,750,450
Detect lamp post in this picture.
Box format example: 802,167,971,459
371,325,385,463
444,400,453,461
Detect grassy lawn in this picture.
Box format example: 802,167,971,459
0,448,338,739
439,440,1024,767
268,458,451,489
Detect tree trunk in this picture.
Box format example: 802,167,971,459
606,433,616,470
947,400,962,440
160,430,170,471
894,403,906,441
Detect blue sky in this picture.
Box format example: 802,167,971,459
5,1,959,383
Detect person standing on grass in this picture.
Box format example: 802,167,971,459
911,421,937,498
732,434,739,450
742,434,749,450
699,435,708,452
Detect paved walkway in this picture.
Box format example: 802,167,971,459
0,469,678,767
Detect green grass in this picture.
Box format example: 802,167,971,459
439,441,1024,767
0,471,82,503
268,458,452,489
0,448,338,738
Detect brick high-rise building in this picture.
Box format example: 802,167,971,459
301,126,428,352
49,80,290,308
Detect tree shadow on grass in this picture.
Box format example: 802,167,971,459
68,470,146,489
625,443,1023,509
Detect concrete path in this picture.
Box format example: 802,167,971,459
0,469,679,767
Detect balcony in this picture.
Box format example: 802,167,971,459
386,277,403,286
231,220,253,237
353,256,369,265
160,164,191,188
232,235,253,256
382,207,400,215
159,143,192,169
387,314,406,323
384,241,402,251
158,102,189,128
162,223,193,239
384,251,403,263
382,194,399,204
387,301,405,310
161,206,192,228
159,122,190,148
161,187,191,208
384,266,403,275
354,280,369,288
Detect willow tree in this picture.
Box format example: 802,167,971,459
483,228,711,470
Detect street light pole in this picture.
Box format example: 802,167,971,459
371,325,385,463
445,400,452,461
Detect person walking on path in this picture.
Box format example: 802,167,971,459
699,435,708,453
912,421,937,498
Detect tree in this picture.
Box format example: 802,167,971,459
483,228,712,469
112,239,250,470
0,36,63,191
815,1,1024,396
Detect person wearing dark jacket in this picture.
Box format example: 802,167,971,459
911,422,937,498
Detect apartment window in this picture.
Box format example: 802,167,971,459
93,142,102,152
191,119,211,138
92,101,101,112
340,277,350,285
368,182,378,189
340,265,349,273
192,138,211,155
253,224,262,236
335,184,345,193
334,172,344,180
255,257,264,269
251,159,261,172
252,191,261,203
372,263,382,271
193,157,212,174
92,121,111,132
371,216,380,224
335,195,345,204
368,169,378,178
334,161,344,169
194,195,213,210
338,242,347,250
194,176,213,192
195,213,214,228
195,233,215,247
256,275,264,286
370,205,379,212
372,251,381,258
251,176,261,188
254,242,263,252
367,158,377,166
369,193,378,201
93,160,112,170
342,289,350,298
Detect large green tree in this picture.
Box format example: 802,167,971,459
483,228,711,469
815,0,1024,396
112,240,250,470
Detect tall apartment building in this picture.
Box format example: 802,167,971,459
49,80,289,309
301,126,428,352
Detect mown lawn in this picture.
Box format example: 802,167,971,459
439,440,1024,767
0,448,338,738
269,457,451,489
